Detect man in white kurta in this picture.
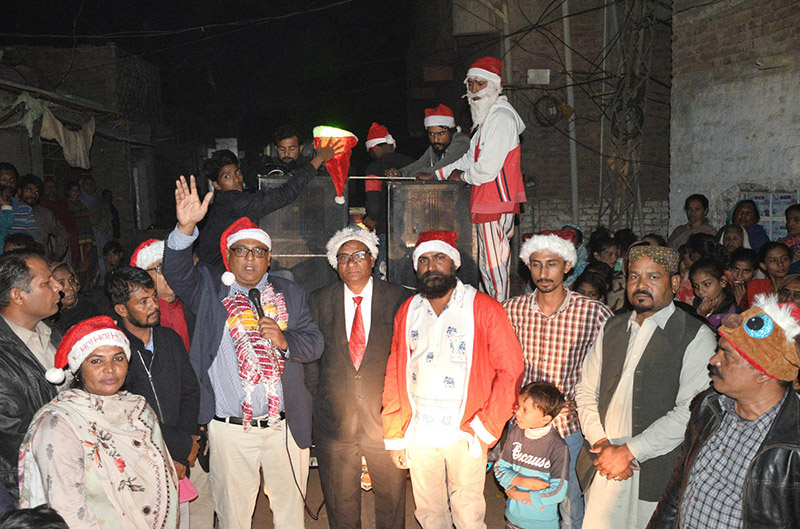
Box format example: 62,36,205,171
574,245,716,529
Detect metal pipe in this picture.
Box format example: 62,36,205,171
561,0,579,224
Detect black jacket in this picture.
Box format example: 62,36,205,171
122,325,201,467
308,280,410,444
195,163,317,268
648,387,800,529
0,318,61,500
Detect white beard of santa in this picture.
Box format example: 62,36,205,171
465,81,502,128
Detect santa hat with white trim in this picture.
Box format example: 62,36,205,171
424,104,456,129
519,229,578,267
365,123,396,150
45,316,130,384
412,229,461,271
466,56,503,85
325,227,379,269
130,239,164,269
220,217,272,286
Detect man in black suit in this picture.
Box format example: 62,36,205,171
310,228,410,529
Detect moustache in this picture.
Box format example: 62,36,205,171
632,290,653,299
708,364,723,380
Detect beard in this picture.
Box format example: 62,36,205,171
629,289,654,313
416,270,458,299
128,309,160,328
431,142,448,155
466,82,502,128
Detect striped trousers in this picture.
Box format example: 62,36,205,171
476,214,514,302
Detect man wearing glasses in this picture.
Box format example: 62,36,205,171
308,227,411,529
164,176,323,529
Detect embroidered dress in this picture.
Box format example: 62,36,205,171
19,389,178,529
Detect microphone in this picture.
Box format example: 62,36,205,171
248,288,266,319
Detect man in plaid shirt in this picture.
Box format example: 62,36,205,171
504,230,613,529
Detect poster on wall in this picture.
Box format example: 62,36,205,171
745,191,799,240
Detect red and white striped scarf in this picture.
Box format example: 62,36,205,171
222,284,288,430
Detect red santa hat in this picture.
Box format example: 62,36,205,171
220,217,272,286
412,229,461,271
466,56,503,85
365,122,396,150
45,316,130,384
325,227,380,269
130,239,164,269
519,229,578,266
424,104,456,129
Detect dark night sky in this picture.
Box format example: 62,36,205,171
2,1,416,170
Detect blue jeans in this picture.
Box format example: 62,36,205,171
560,431,585,529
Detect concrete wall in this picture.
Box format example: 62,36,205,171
670,0,800,232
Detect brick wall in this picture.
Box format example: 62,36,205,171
407,0,673,237
669,0,800,231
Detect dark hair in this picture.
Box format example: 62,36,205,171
273,125,302,146
587,228,617,260
583,260,614,288
760,241,790,263
729,247,760,269
103,240,123,256
66,181,80,193
18,174,43,192
689,257,726,282
733,199,760,222
4,234,44,255
202,149,239,182
642,233,667,247
684,194,709,211
0,162,19,179
0,505,68,529
560,225,584,246
572,271,609,299
686,233,718,260
785,204,800,217
0,252,43,309
614,229,638,254
105,266,155,308
519,381,566,418
79,175,94,185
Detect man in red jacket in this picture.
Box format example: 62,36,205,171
382,229,523,529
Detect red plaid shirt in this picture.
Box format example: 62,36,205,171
503,289,612,437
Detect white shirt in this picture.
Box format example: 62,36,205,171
344,277,373,344
406,280,476,447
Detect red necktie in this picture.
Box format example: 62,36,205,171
349,296,366,370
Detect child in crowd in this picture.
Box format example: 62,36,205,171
495,381,569,529
102,240,124,285
572,271,609,304
746,242,791,307
728,247,761,308
690,258,738,328
779,204,800,271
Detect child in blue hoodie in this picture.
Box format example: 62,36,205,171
494,381,569,529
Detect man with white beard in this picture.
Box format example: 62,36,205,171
417,57,526,302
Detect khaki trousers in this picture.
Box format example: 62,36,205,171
407,438,488,529
208,419,308,529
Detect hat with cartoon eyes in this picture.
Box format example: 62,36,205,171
719,294,800,381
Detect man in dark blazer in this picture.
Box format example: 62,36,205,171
163,176,323,529
309,228,410,529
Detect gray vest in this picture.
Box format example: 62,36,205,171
576,307,703,502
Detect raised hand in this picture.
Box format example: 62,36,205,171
175,175,212,235
311,137,345,168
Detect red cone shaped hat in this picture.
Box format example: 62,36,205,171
313,126,358,204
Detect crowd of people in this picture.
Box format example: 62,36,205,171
0,55,799,529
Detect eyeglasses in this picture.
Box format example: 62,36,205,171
230,246,269,258
336,250,370,265
778,288,800,303
146,265,163,275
